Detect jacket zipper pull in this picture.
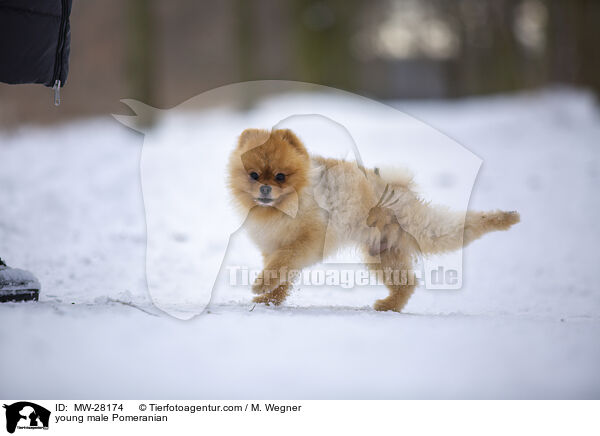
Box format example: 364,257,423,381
53,80,61,106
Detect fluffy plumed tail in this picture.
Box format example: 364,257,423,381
374,167,520,255
407,205,520,255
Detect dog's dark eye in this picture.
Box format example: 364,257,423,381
249,172,259,180
275,173,286,182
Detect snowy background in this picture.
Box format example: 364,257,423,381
1,88,599,399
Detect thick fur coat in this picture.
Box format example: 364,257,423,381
228,128,520,312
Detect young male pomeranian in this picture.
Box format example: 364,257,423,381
228,128,520,312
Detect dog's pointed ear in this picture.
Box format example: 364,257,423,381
274,129,308,157
238,129,269,150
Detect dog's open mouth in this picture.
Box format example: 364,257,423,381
256,197,273,204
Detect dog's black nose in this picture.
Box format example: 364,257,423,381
260,185,272,196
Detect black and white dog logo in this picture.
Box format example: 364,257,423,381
3,402,50,434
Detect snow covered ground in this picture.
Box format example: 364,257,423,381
1,88,599,399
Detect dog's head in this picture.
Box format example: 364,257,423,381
228,128,310,214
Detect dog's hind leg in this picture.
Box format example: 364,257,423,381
363,247,417,312
398,201,520,255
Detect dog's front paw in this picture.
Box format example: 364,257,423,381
252,283,290,306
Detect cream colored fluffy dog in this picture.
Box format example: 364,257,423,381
228,128,520,312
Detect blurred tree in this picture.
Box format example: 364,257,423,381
545,0,600,95
127,0,157,125
443,0,526,97
235,0,258,109
290,0,361,92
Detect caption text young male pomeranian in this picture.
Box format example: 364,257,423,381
228,128,520,312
